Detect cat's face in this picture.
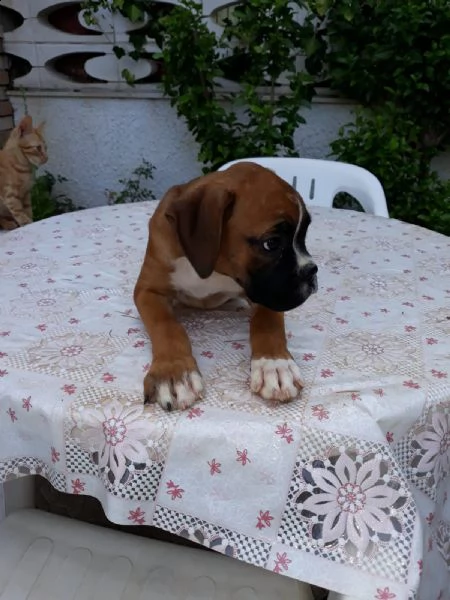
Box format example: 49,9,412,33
10,116,48,167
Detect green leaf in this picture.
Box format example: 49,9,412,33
113,45,126,59
121,68,136,85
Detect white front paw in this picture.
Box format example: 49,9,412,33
155,371,204,411
144,367,204,412
250,358,304,402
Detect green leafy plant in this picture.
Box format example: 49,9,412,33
306,0,450,234
330,110,450,235
82,0,450,233
83,0,316,172
31,172,81,222
106,159,156,204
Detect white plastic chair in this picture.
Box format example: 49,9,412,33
218,157,389,217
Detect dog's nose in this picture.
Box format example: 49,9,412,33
303,262,318,280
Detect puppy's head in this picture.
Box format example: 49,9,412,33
165,162,317,312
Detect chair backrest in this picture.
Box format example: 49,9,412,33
218,157,389,217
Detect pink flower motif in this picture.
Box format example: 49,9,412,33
128,507,145,525
431,369,447,379
51,446,60,463
273,551,291,574
236,448,251,466
426,338,438,345
312,324,324,331
403,380,420,389
374,388,385,397
414,410,450,485
0,369,8,377
232,342,245,350
103,313,111,318
142,362,150,372
69,318,80,324
22,396,32,411
256,510,274,530
98,295,109,301
133,340,145,348
187,407,204,419
402,302,414,307
36,324,47,332
326,287,336,292
422,295,434,301
336,317,349,324
62,383,77,395
0,331,11,337
127,327,140,335
302,353,315,361
351,392,361,401
301,451,407,555
428,537,433,552
404,325,416,332
362,311,372,317
208,458,221,475
0,351,7,358
419,276,428,281
321,368,334,378
47,278,55,284
417,559,423,574
340,296,350,301
311,404,329,421
375,588,396,599
102,372,116,383
380,308,389,313
7,408,17,422
275,423,294,444
386,432,394,443
71,478,85,495
166,480,184,500
201,350,214,359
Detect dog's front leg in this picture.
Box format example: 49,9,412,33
249,305,304,402
134,288,203,411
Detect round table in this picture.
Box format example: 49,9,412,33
1,203,449,600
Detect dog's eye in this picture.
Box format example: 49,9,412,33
262,237,282,252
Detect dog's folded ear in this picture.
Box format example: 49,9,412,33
165,183,235,279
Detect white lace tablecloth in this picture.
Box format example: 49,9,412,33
1,203,449,600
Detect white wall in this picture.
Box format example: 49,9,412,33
10,94,355,207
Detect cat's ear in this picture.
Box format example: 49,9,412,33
36,121,46,135
18,115,33,137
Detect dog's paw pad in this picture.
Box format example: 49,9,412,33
251,358,304,402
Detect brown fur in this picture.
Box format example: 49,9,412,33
0,115,47,230
134,162,306,408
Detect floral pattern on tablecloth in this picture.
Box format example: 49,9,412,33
1,202,450,600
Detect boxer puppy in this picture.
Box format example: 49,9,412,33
134,162,318,411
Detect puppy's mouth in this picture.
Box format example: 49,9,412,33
247,281,316,313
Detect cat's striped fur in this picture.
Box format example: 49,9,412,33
0,115,47,230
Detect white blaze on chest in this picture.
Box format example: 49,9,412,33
170,257,243,309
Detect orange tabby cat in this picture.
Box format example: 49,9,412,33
0,115,47,230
